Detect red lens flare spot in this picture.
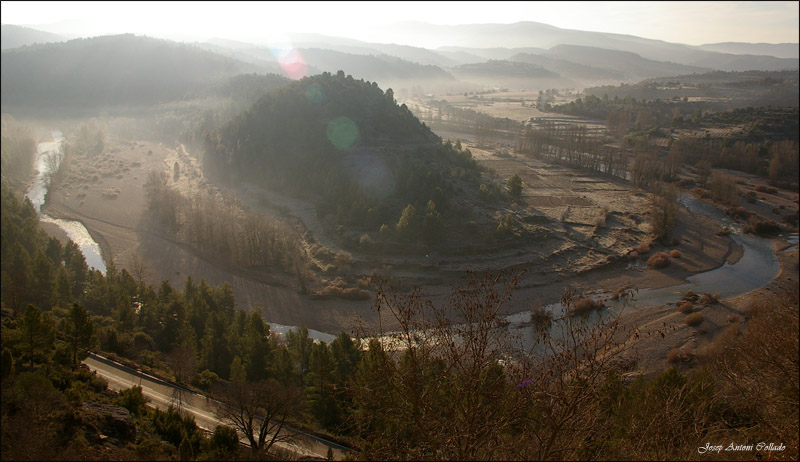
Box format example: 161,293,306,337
279,48,307,80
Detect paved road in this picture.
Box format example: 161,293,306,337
83,353,350,460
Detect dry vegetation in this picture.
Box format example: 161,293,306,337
356,271,799,460
647,252,671,269
27,76,797,364
703,292,799,454
36,107,756,339
3,27,799,462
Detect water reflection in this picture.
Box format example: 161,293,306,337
25,130,107,274
504,193,780,354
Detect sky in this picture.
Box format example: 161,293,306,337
1,1,798,47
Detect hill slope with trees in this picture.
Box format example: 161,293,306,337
204,71,487,235
0,24,66,50
2,177,797,459
0,34,262,114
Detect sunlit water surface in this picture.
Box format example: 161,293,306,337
25,131,107,274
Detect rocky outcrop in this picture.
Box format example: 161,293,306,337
79,402,133,441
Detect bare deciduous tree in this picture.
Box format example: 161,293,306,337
355,272,648,461
355,271,528,460
649,183,678,240
215,378,301,455
509,289,638,460
42,149,64,186
167,344,197,385
127,251,150,288
143,169,182,231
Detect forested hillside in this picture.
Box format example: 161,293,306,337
190,72,292,114
510,52,625,84
452,60,561,79
0,34,262,113
584,70,799,108
204,71,486,232
2,180,797,459
0,24,65,50
544,44,712,81
299,48,455,84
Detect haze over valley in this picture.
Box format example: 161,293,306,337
1,2,798,460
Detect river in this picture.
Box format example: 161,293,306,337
503,193,782,353
28,136,333,342
25,133,782,346
25,131,107,274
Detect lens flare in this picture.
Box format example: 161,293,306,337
265,33,308,80
305,82,324,103
327,116,359,149
278,48,307,80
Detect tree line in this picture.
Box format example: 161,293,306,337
2,179,798,459
515,120,629,179
418,99,520,147
143,169,299,271
0,114,36,184
545,90,799,190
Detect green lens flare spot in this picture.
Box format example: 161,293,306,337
305,82,324,104
327,117,359,149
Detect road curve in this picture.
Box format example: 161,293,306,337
83,353,351,460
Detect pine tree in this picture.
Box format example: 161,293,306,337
1,348,14,379
64,303,95,365
506,173,523,199
230,355,247,384
307,342,340,429
20,304,55,368
423,200,444,243
178,435,194,461
244,311,270,382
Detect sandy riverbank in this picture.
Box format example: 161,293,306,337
610,238,797,377
41,132,751,338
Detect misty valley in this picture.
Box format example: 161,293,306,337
1,15,798,461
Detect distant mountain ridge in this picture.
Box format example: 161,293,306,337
194,41,456,90
1,24,66,49
1,34,261,113
211,24,797,87
5,20,797,74
452,60,558,78
199,24,797,85
297,48,455,84
698,42,799,59
544,44,712,81
2,21,796,113
509,52,625,84
379,21,797,72
448,59,571,89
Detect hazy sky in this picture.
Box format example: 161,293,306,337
2,1,798,47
